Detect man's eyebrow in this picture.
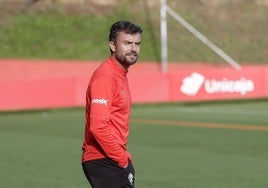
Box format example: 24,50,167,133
123,40,141,44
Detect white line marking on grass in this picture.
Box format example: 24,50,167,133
131,119,268,132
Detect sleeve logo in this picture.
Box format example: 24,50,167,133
91,98,108,105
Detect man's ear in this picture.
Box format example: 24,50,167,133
109,41,116,52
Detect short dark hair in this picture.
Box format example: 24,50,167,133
109,21,143,42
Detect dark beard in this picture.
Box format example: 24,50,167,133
115,52,138,68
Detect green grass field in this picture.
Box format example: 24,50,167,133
1,100,268,188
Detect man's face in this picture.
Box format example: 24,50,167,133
110,31,141,69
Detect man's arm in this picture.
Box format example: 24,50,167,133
88,77,129,167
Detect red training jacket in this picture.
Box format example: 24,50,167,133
82,56,132,168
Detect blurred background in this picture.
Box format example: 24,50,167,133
0,0,267,64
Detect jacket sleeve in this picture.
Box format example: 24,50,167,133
88,77,128,167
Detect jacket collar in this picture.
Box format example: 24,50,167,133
108,56,128,76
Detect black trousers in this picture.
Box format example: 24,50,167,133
82,158,135,188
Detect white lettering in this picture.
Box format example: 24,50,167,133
205,77,254,95
91,98,108,105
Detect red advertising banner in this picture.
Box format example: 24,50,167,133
0,59,267,111
168,65,265,101
0,78,76,110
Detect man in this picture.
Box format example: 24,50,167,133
81,21,143,188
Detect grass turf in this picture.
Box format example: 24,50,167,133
0,100,268,188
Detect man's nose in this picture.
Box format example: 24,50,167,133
131,43,137,51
